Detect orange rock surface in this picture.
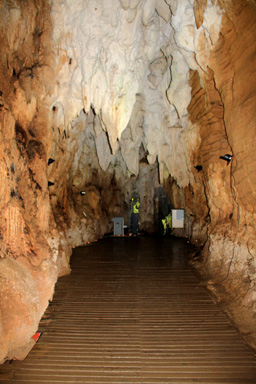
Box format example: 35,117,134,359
0,0,255,363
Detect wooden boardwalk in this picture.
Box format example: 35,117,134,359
1,237,256,383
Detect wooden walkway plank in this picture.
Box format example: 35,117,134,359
1,237,256,383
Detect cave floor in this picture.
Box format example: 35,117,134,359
2,236,256,383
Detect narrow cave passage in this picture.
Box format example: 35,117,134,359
3,237,256,384
1,0,256,363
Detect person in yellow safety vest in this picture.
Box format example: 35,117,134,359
166,212,172,230
162,211,172,236
131,198,140,235
162,218,167,235
133,200,140,214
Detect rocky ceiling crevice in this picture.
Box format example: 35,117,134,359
0,0,255,363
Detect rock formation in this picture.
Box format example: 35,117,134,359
0,0,255,362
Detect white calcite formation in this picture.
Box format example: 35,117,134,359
50,0,223,186
1,0,256,365
48,0,256,354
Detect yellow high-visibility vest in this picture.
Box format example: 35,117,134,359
133,201,140,214
162,219,167,234
166,212,172,228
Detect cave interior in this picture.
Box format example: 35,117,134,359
0,0,256,363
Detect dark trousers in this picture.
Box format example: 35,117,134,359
131,213,139,235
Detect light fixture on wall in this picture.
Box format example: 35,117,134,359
48,158,55,165
194,165,202,172
219,154,233,165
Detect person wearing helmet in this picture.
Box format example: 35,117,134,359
131,197,140,236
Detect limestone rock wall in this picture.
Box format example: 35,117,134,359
48,0,256,350
0,0,256,364
165,0,256,349
50,0,207,186
48,107,161,250
190,0,256,349
0,0,58,362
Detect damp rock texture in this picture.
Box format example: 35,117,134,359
0,0,256,362
0,0,57,362
187,0,256,349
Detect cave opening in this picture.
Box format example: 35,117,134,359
0,0,256,369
